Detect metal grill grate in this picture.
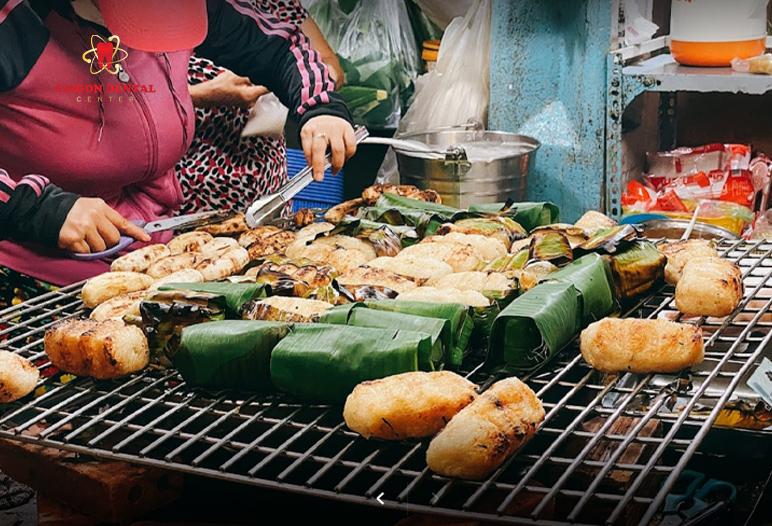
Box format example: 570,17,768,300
1,240,771,525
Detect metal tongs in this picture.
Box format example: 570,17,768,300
244,126,370,228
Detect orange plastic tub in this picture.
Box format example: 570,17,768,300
671,38,767,67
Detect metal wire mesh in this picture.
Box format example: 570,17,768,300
0,240,771,525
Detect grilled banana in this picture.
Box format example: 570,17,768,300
81,271,155,309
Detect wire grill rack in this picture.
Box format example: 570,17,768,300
1,240,771,525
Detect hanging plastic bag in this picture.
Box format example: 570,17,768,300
409,0,478,30
241,93,289,139
397,0,491,135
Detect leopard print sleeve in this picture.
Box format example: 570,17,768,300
254,0,308,26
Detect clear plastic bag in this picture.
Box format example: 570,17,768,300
409,0,479,30
397,0,491,134
241,93,289,139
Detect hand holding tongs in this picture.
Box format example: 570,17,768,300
69,210,237,261
245,126,370,228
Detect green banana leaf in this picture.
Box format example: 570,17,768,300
170,320,290,390
575,225,639,255
481,250,529,274
360,206,446,237
539,253,617,326
488,282,581,371
528,231,574,267
159,282,269,318
470,303,502,351
328,217,419,252
469,201,560,233
375,193,459,215
608,240,666,300
140,291,227,366
269,324,434,402
364,299,473,368
320,303,449,370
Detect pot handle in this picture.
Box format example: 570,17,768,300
417,117,485,134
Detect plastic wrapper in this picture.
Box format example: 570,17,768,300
646,144,751,185
732,54,772,75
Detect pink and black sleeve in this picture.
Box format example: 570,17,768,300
197,0,351,130
0,171,79,247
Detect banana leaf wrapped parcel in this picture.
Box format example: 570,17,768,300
158,282,269,318
468,201,560,233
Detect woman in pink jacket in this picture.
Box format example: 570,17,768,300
0,0,356,291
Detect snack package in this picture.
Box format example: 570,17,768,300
646,144,751,186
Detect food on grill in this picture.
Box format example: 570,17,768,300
396,242,481,273
435,217,527,250
196,247,250,281
44,319,150,379
518,261,558,291
365,256,453,284
146,252,203,279
321,304,449,369
243,296,333,323
608,241,666,300
81,271,155,309
245,230,297,260
286,235,376,273
343,371,478,439
428,271,515,294
293,208,316,227
578,225,637,254
528,231,573,267
167,231,213,255
270,325,435,401
366,300,474,368
201,237,240,257
296,222,335,243
574,210,617,231
398,287,491,308
246,262,337,290
426,377,545,480
658,239,718,285
324,198,365,224
0,351,39,403
196,212,249,236
337,266,417,295
675,257,744,318
543,254,616,326
89,291,147,321
422,233,507,262
148,269,205,291
170,320,290,390
580,318,704,373
237,226,280,248
110,244,170,273
139,291,227,363
531,224,588,248
481,250,528,277
361,184,442,206
158,281,269,318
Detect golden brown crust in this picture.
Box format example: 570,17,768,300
246,231,297,260
237,226,280,248
323,198,364,224
336,266,418,295
426,377,545,480
81,272,155,309
89,291,148,322
195,247,249,281
146,253,203,279
580,318,704,373
294,208,316,227
675,257,744,318
44,319,149,379
343,371,478,439
110,244,171,273
659,240,719,285
195,213,249,236
167,231,213,255
0,351,39,403
200,237,240,257
361,184,443,206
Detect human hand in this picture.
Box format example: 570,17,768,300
58,198,151,254
300,116,357,181
189,70,269,110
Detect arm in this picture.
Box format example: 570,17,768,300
189,70,269,109
196,0,356,179
299,17,344,89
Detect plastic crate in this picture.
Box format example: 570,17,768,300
287,148,344,213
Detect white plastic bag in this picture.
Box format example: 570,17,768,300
409,0,478,30
241,93,289,139
397,0,491,135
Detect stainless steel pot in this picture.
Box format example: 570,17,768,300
393,125,540,209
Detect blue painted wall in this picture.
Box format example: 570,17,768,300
489,0,611,222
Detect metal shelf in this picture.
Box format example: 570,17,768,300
623,53,772,95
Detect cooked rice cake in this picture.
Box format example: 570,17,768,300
429,271,514,292
243,296,333,323
397,287,491,307
675,257,744,318
337,266,418,294
366,257,453,284
659,239,719,285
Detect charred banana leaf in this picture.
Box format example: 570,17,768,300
576,225,640,255
528,231,573,267
608,240,666,300
328,217,419,253
158,282,269,318
468,200,560,233
481,249,529,276
436,214,527,250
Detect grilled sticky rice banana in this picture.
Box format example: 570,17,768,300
286,235,376,273
243,296,333,323
296,222,335,243
365,257,453,284
426,377,545,480
422,233,507,262
148,269,205,291
110,244,170,273
397,242,481,273
397,287,491,307
146,252,203,279
89,291,148,321
337,266,418,295
574,210,618,231
361,184,442,206
675,257,744,318
196,247,250,281
196,212,249,236
246,230,296,260
659,239,718,285
81,272,155,309
237,226,280,248
580,318,704,373
44,319,150,379
201,237,240,257
518,261,557,291
0,351,39,403
428,271,515,293
343,371,478,440
323,198,364,224
167,231,213,255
